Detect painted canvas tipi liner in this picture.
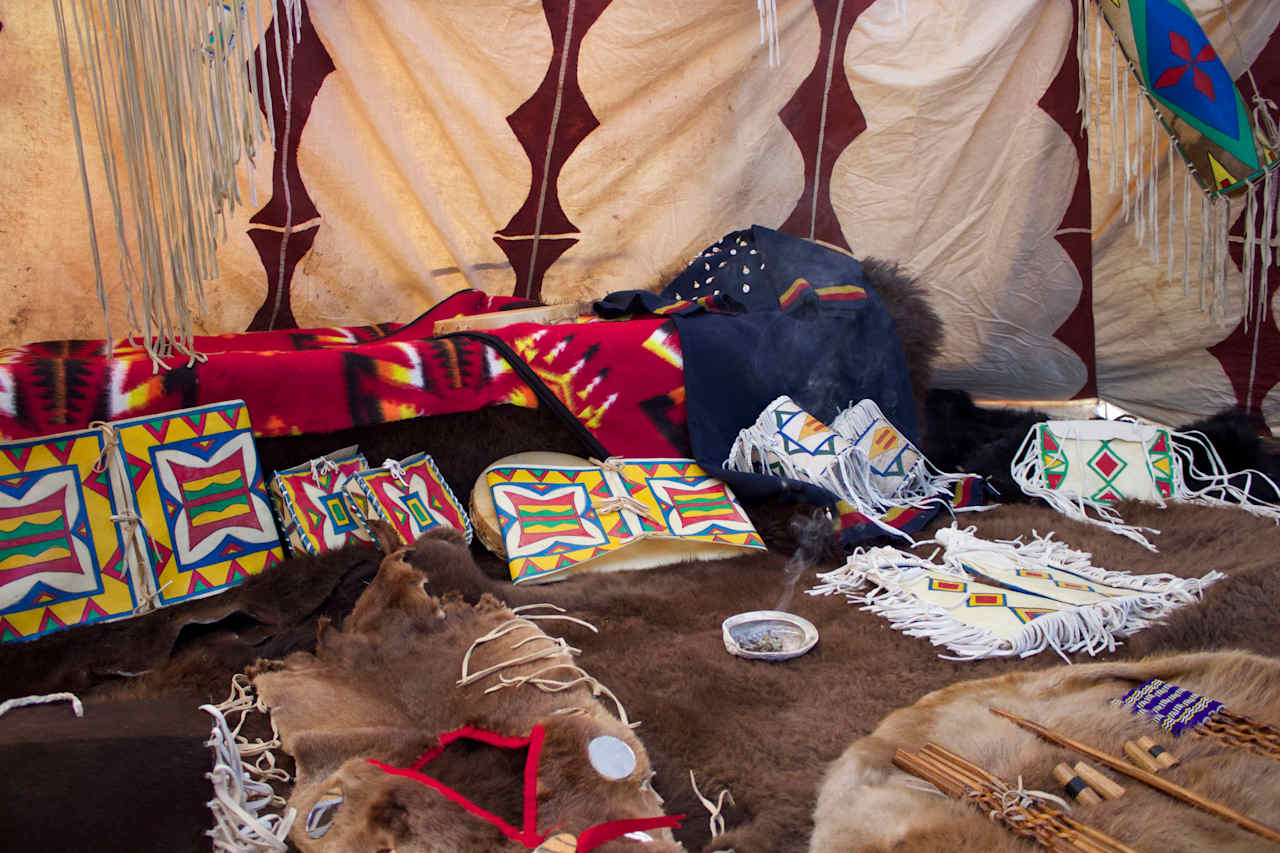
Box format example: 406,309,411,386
809,523,1222,660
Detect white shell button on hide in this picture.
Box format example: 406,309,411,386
588,735,637,780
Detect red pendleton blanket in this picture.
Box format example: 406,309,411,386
0,291,686,458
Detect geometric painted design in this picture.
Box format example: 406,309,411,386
349,451,471,547
1011,606,1055,624
765,399,853,480
152,432,278,568
398,493,434,531
1033,423,1171,507
1087,440,1128,504
487,458,763,584
646,478,754,537
927,577,967,593
0,428,134,643
493,0,613,301
1146,429,1176,500
1039,424,1070,492
0,487,83,586
245,1,336,330
493,483,605,556
967,593,1007,607
114,401,283,607
322,493,357,532
1101,0,1263,195
1141,1,1238,141
777,0,873,250
1053,579,1096,592
846,408,924,498
952,542,1136,610
270,448,372,557
1015,569,1054,580
170,454,259,551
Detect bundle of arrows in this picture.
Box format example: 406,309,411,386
892,742,1138,853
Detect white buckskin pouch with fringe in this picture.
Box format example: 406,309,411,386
1011,419,1280,551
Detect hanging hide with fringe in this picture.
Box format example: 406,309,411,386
52,0,302,369
1010,418,1280,550
1081,0,1280,320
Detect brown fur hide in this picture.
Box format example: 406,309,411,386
809,650,1280,852
0,540,385,703
5,500,1280,852
251,528,681,853
433,500,1280,853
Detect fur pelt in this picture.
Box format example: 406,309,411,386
410,500,1280,853
8,500,1280,852
809,650,1280,852
0,540,385,703
251,527,682,853
919,388,1048,500
861,257,943,414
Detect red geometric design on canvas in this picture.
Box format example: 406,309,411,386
181,411,211,438
169,453,260,548
80,469,113,499
224,560,249,584
495,0,614,300
42,439,77,466
1092,450,1120,478
98,546,124,583
246,0,336,331
777,0,875,251
151,538,172,569
185,568,215,596
0,444,34,472
0,616,22,643
0,490,80,584
1155,32,1216,100
507,491,590,549
79,597,111,623
1039,0,1096,397
37,607,65,634
126,450,152,491
140,419,170,444
215,406,240,431
1012,607,1055,624
665,484,744,526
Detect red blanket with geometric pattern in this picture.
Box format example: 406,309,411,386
0,290,686,458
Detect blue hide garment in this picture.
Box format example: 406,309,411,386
594,225,920,527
